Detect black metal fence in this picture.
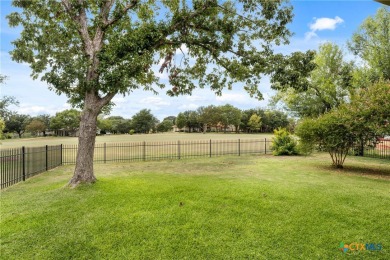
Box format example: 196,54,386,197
0,145,62,189
350,139,390,159
62,139,271,164
1,138,389,190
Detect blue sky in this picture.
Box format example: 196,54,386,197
0,1,388,121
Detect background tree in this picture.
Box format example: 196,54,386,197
35,114,51,136
25,119,46,136
197,105,219,133
348,7,390,81
248,114,261,133
157,120,174,133
97,116,113,134
163,116,176,125
182,110,200,133
105,116,125,134
240,109,258,133
271,42,353,117
5,114,31,138
131,109,158,134
0,96,19,120
262,110,289,132
0,119,5,140
50,109,80,132
8,0,306,185
175,113,186,131
218,104,241,133
116,119,132,134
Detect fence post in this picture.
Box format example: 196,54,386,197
265,138,267,154
178,140,181,160
209,139,212,157
60,144,63,165
238,139,241,156
104,143,107,163
46,145,49,171
143,141,146,161
22,146,26,181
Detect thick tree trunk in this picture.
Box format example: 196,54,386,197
69,101,100,186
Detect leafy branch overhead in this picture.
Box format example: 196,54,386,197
8,0,305,106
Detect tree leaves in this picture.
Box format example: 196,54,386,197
8,0,297,106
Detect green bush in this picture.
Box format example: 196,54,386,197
272,128,299,156
129,129,135,135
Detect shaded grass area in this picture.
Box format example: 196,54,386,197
1,154,389,259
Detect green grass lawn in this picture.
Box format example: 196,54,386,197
1,154,389,259
0,132,273,148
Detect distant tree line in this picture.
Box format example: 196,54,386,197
1,93,293,138
176,105,293,133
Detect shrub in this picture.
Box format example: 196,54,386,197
272,128,299,155
295,110,355,168
129,129,135,135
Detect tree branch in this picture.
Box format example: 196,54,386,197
61,0,92,54
99,92,116,108
104,0,138,28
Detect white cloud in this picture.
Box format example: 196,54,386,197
178,103,199,110
112,96,127,104
309,16,344,32
305,16,344,41
185,95,207,102
138,97,170,107
16,103,70,116
216,93,249,104
304,31,319,41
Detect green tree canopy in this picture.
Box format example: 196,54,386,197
348,7,390,81
0,96,19,120
272,42,354,118
157,120,174,133
35,114,51,136
175,112,186,130
5,114,31,138
0,119,5,140
218,104,242,132
50,109,81,131
248,113,261,133
25,119,47,136
197,105,220,133
131,109,158,133
97,117,113,133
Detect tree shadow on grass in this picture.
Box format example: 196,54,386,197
316,164,390,180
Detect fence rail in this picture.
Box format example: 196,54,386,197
1,138,389,190
62,139,271,164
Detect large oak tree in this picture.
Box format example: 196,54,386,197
8,0,309,186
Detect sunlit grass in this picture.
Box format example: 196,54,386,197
1,154,389,259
